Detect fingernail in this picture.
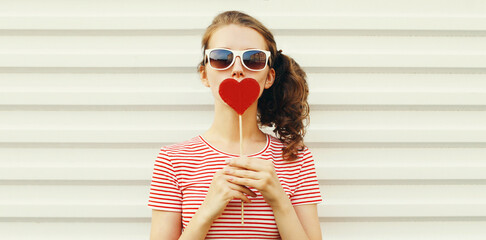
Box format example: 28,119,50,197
225,159,231,164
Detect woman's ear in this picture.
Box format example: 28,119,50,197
264,68,276,89
199,65,210,87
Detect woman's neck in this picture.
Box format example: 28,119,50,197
203,102,266,145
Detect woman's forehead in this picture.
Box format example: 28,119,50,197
207,24,268,50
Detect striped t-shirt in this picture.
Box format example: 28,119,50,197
147,134,323,239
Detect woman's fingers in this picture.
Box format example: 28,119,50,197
224,166,259,180
226,157,269,171
227,181,257,198
231,190,252,203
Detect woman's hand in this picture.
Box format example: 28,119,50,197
200,167,257,221
223,157,287,208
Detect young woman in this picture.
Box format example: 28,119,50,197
148,11,323,240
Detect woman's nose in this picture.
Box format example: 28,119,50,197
231,56,244,78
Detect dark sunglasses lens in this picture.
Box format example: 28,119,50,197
243,50,267,70
209,49,233,69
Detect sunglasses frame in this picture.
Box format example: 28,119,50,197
204,48,271,71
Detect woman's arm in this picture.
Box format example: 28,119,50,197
179,206,213,240
224,157,321,240
149,208,227,240
294,204,322,240
268,191,321,240
179,169,257,240
177,202,216,240
150,210,182,240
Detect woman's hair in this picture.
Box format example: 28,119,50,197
198,10,310,161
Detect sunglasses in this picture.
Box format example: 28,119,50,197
204,48,271,71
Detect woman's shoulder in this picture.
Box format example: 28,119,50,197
159,135,205,155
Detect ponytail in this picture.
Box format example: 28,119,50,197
258,50,310,161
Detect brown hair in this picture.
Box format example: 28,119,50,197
197,11,310,161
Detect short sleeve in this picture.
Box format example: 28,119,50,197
290,148,323,205
147,148,182,212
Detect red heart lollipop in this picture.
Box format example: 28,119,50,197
219,78,260,115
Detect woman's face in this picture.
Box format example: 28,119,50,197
200,24,275,108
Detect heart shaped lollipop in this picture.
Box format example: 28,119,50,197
218,77,260,225
218,78,260,115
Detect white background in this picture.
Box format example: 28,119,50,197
1,0,486,239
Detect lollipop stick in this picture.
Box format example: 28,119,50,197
239,115,243,157
239,114,244,225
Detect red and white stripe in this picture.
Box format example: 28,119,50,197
148,134,322,239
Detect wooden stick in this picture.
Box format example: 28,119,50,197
239,114,244,225
239,115,243,157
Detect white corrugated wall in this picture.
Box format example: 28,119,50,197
1,0,486,239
